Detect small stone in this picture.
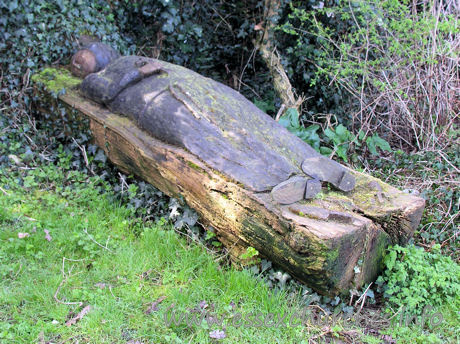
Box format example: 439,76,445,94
402,188,420,196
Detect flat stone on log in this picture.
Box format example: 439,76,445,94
305,178,322,199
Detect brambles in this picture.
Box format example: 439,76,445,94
281,0,459,151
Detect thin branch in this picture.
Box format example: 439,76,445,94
83,227,113,253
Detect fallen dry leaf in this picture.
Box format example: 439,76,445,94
145,296,167,314
254,22,264,31
37,331,45,344
199,300,208,310
66,305,92,327
382,334,396,344
209,329,226,339
18,232,30,239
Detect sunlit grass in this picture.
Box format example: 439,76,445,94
0,163,457,343
0,167,310,343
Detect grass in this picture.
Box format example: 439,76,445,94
0,164,315,343
0,157,458,343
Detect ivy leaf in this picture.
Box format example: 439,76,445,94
8,0,18,12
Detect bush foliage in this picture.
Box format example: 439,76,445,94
280,0,459,150
377,244,460,315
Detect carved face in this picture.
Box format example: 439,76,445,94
71,49,96,78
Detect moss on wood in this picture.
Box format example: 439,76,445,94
31,68,81,93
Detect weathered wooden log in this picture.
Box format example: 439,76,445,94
34,67,425,296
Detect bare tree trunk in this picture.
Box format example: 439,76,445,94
255,0,302,118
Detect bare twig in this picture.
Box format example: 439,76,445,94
275,104,286,121
72,137,90,169
354,282,373,311
83,227,113,253
0,186,10,195
54,257,85,306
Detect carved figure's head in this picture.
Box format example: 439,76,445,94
70,42,120,78
71,49,97,78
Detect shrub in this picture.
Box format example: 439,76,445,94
114,0,276,107
377,244,460,315
0,0,129,164
278,107,391,161
0,0,203,232
281,0,459,150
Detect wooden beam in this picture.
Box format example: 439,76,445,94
35,68,425,295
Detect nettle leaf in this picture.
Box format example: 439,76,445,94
324,127,336,141
366,133,391,155
336,145,348,162
373,134,391,151
317,148,330,158
254,99,275,113
335,124,348,140
283,107,301,128
366,137,377,155
278,115,291,129
279,109,323,151
299,124,321,150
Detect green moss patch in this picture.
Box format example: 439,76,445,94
32,68,81,93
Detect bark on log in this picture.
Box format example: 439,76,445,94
34,67,425,296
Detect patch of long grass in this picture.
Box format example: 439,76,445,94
0,166,311,343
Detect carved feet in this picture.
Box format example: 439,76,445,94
271,156,356,205
301,156,356,192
